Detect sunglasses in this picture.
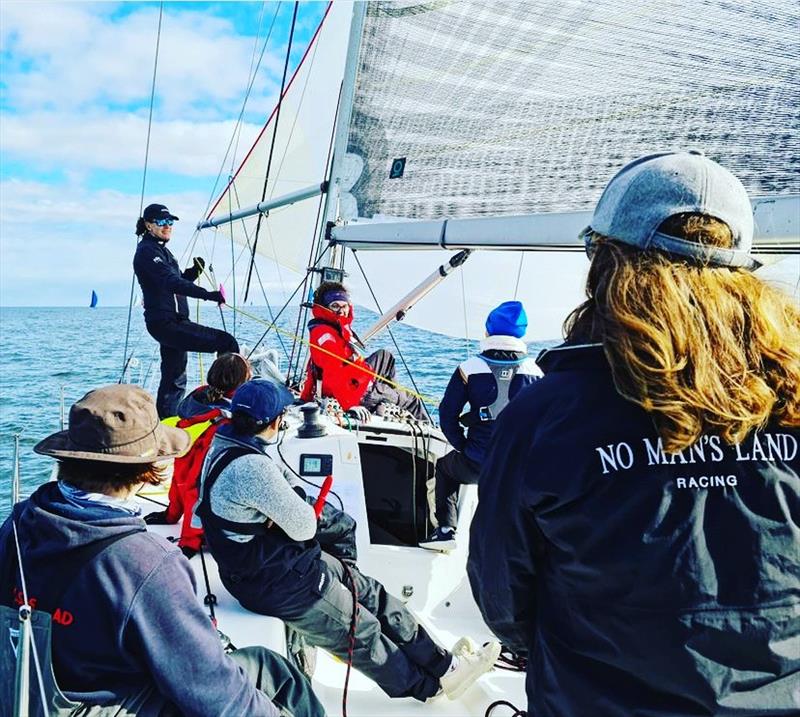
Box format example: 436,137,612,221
151,218,174,227
328,301,349,312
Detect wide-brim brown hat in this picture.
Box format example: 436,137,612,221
34,384,190,464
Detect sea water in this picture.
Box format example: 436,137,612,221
0,306,555,518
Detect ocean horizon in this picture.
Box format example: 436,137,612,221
0,306,557,518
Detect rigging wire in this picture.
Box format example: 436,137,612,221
120,1,163,383
243,245,333,362
513,253,525,299
201,3,283,220
226,298,439,404
228,192,237,337
244,0,301,302
231,0,270,173
459,262,471,362
190,3,333,378
11,521,50,713
288,84,344,386
205,0,326,358
228,182,289,358
350,250,434,421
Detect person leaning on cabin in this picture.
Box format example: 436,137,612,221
133,202,239,419
0,384,324,717
144,352,253,558
419,301,541,551
299,280,429,421
467,150,800,717
195,378,502,703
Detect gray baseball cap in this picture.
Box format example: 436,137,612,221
583,150,758,270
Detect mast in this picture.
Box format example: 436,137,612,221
315,0,367,272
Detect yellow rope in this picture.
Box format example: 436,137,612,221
193,263,438,405
230,303,438,405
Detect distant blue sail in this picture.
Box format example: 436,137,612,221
90,290,98,308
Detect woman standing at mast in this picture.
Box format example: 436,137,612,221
133,203,239,418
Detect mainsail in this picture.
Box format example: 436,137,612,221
328,0,799,339
337,0,799,220
203,0,799,340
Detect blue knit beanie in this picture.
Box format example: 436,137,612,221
485,301,527,338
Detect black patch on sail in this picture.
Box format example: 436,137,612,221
389,157,406,179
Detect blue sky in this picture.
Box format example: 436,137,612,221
0,1,329,306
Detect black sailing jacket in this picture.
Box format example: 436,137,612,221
468,343,800,717
133,233,213,324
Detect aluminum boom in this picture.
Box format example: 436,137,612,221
330,195,800,253
197,183,326,230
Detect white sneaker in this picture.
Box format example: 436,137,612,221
427,639,487,703
440,640,501,699
451,636,478,657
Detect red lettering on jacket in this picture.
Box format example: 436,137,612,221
52,608,74,626
11,585,72,626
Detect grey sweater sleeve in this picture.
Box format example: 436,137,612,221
212,454,317,541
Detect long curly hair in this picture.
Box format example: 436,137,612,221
565,214,800,452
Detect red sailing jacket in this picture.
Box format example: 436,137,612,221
300,303,374,410
166,409,229,551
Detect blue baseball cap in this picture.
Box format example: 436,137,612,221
485,301,527,338
582,150,758,270
231,379,294,425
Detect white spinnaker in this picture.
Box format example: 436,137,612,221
206,1,351,274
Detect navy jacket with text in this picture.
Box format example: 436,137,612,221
467,343,800,717
133,233,214,324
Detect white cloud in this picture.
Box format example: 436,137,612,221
1,113,264,176
0,178,306,306
1,2,283,120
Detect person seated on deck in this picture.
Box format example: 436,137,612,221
299,281,429,422
467,151,800,717
0,384,324,717
145,352,253,559
419,301,541,552
195,378,501,703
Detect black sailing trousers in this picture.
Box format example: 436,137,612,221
146,317,239,418
434,449,481,528
361,348,429,421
